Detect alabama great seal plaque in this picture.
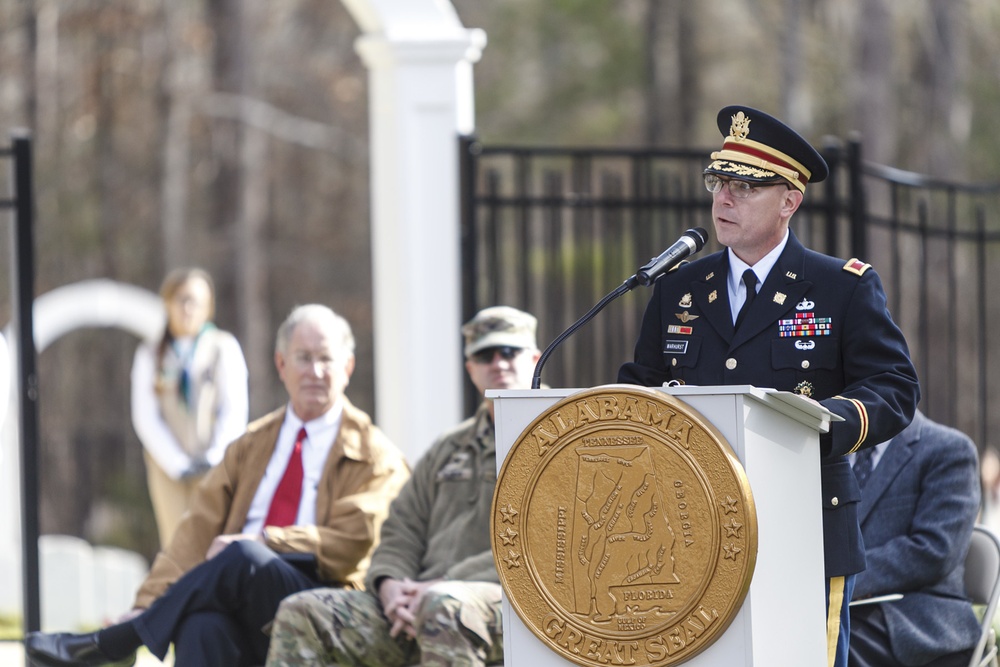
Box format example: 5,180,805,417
492,386,757,667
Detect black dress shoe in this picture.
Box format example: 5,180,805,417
24,631,136,667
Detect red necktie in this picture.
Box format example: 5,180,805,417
264,426,306,528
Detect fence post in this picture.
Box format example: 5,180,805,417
846,133,867,260
10,131,41,633
821,136,841,255
458,134,480,416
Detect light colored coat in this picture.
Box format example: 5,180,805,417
134,399,410,608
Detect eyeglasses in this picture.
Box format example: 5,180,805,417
470,346,522,365
704,174,787,199
290,351,338,370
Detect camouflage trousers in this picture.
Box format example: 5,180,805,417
265,581,503,667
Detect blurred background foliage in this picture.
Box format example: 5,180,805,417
0,0,998,561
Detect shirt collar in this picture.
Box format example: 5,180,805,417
285,400,344,440
727,228,789,293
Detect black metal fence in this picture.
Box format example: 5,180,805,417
459,135,1000,455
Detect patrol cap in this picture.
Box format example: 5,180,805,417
704,105,829,193
462,306,538,358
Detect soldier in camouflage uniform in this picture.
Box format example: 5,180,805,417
266,306,541,667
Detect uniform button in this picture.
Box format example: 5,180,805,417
672,358,677,367
801,360,810,369
831,497,839,506
725,358,737,370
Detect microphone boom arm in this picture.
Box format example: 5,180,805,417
530,226,707,389
530,281,634,390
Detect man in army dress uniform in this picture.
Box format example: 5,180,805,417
618,106,920,667
266,306,541,667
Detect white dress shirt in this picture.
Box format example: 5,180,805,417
726,229,790,324
242,401,344,535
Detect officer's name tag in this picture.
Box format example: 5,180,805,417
663,340,689,354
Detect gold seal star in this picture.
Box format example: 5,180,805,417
499,504,519,524
498,527,518,546
503,550,521,568
724,518,743,538
720,495,739,514
723,543,743,560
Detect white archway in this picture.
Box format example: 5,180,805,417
342,0,486,463
0,280,162,617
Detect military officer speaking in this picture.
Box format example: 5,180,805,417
618,105,920,667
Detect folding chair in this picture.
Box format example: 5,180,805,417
966,525,1000,667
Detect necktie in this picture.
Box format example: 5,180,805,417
853,447,876,490
734,269,758,330
264,427,307,528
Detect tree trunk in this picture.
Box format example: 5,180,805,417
206,0,246,331
159,0,195,271
924,0,969,179
644,0,697,146
855,0,895,164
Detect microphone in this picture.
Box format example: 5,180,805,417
632,227,708,286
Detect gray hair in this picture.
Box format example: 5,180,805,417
275,304,355,356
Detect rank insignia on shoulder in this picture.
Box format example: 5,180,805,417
843,258,871,276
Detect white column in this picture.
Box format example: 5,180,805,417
356,29,485,463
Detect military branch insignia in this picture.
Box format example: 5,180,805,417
773,292,787,305
493,386,757,667
679,293,693,308
842,258,871,276
709,290,718,303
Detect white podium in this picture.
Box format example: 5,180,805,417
488,385,841,666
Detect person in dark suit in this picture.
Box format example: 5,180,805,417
848,410,981,667
618,105,920,667
25,304,410,667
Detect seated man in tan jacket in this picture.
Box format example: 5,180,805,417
266,306,540,667
26,304,410,667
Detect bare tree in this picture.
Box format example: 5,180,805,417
855,0,895,164
644,0,698,146
922,0,970,178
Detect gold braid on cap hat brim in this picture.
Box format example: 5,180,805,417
710,137,812,193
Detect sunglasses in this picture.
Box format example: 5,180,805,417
470,345,523,365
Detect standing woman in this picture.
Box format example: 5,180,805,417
131,267,249,548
